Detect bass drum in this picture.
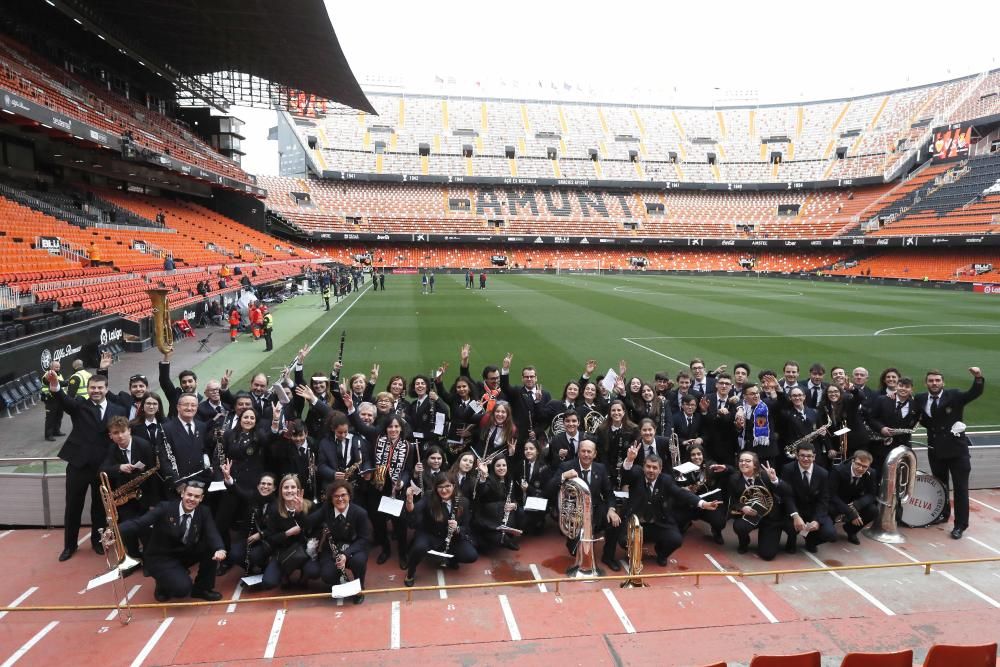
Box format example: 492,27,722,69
900,473,947,527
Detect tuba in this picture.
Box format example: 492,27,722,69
558,476,602,578
147,288,173,354
621,514,647,588
863,445,917,544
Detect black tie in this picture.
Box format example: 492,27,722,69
186,423,194,438
896,401,904,416
802,470,809,487
648,482,655,496
931,395,939,417
852,476,859,488
147,424,157,442
216,405,223,415
812,387,820,404
582,469,590,485
569,436,576,453
686,417,692,428
180,514,192,545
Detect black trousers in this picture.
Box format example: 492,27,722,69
263,330,273,351
369,495,408,555
303,550,369,588
117,502,149,558
43,396,64,438
841,504,878,537
146,551,216,598
226,535,269,573
406,533,477,578
732,517,783,561
641,522,684,559
64,463,106,550
928,451,971,530
784,514,837,548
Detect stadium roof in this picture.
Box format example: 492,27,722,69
53,0,375,114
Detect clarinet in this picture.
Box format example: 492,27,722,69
160,429,180,484
308,447,319,503
441,498,458,555
244,505,258,573
321,523,350,585
499,478,515,531
337,330,346,366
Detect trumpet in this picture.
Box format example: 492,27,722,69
669,433,681,469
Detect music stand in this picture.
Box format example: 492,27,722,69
196,332,213,353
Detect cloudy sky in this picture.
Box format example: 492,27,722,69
238,0,998,175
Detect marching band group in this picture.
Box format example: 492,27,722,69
47,342,984,604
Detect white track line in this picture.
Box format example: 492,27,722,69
498,594,521,641
390,600,401,649
529,564,547,593
966,536,1000,556
882,543,1000,608
76,533,91,547
0,621,58,667
129,617,173,667
970,497,1000,513
436,570,448,599
802,552,894,616
0,530,12,541
622,338,687,368
105,584,141,622
626,331,1000,340
226,581,244,613
704,554,779,623
263,609,286,659
307,285,371,352
602,588,636,634
0,588,37,621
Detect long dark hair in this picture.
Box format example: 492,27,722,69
429,472,461,522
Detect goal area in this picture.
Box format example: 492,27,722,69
555,259,603,275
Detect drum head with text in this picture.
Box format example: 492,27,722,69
900,473,947,527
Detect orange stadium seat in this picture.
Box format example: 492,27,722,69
748,652,821,667
921,642,997,667
839,650,913,667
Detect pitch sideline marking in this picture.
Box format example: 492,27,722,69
622,338,687,368
873,324,1000,336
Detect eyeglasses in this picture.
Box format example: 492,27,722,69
129,374,148,384
797,453,816,460
332,493,350,499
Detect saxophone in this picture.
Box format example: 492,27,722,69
785,417,832,458
113,460,161,504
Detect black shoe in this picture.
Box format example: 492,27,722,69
655,555,668,567
398,556,408,570
353,593,365,604
601,557,622,572
737,543,749,555
377,550,390,565
190,589,222,602
93,542,105,556
154,588,170,602
785,540,797,555
951,527,964,540
404,575,415,587
847,534,861,545
805,542,818,554
929,514,949,526
501,537,520,551
217,562,232,576
446,560,459,570
58,547,76,562
712,530,725,545
45,436,56,442
54,432,66,436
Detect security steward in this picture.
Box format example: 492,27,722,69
43,359,68,441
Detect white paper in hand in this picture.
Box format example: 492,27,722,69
673,461,700,475
601,369,619,394
468,399,484,415
208,480,227,493
524,496,548,511
434,412,446,435
331,578,362,599
833,427,851,436
271,383,291,405
378,496,404,517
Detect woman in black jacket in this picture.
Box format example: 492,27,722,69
403,473,477,587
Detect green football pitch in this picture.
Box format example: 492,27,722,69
197,273,998,427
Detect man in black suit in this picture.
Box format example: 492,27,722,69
48,368,128,561
621,449,720,566
672,396,704,462
160,393,211,491
865,377,922,475
914,367,984,539
774,386,824,466
803,363,829,410
702,373,738,466
500,356,551,444
100,416,159,558
667,372,697,414
118,481,226,601
828,450,878,545
158,346,202,419
196,379,232,424
547,410,586,466
779,361,804,396
104,371,151,422
688,358,715,398
780,442,836,553
547,440,622,571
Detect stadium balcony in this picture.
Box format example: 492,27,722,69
826,249,1000,282
0,36,252,187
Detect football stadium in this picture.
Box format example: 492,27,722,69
0,1,998,665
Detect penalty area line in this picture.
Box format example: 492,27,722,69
622,338,687,368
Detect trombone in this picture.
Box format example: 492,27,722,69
97,472,142,624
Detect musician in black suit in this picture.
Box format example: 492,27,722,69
268,420,321,503
317,411,371,492
774,386,824,466
510,439,551,534
735,382,781,466
672,396,705,462
158,348,202,419
547,410,586,466
100,416,159,558
621,448,721,566
632,418,671,470
779,361,805,396
196,380,232,424
828,450,878,544
702,374,738,466
118,481,226,602
105,371,151,422
727,451,789,561
160,394,212,491
865,377,922,475
130,393,166,447
403,473,478,587
546,439,622,571
780,442,836,553
500,357,550,444
48,367,129,561
304,480,372,603
406,375,449,452
914,367,984,539
803,363,829,410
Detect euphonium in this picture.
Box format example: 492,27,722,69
147,288,173,354
863,445,917,544
621,515,647,588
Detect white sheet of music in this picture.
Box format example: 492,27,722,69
834,427,851,436
524,496,548,511
379,496,404,517
208,481,227,493
331,578,362,598
241,574,264,586
434,412,446,435
87,569,121,591
601,369,619,394
674,462,700,475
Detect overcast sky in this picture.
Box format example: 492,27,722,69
238,0,999,176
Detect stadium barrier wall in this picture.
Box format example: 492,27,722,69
0,314,124,385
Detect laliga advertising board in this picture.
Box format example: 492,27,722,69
0,315,125,384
